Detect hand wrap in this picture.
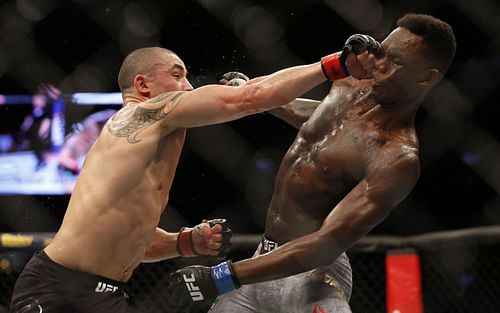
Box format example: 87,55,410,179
176,218,232,258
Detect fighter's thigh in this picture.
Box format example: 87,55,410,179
10,274,67,313
292,270,352,313
208,285,258,313
70,294,137,313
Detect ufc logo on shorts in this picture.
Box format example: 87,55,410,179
95,281,118,293
182,273,204,301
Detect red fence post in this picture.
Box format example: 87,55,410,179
386,249,423,313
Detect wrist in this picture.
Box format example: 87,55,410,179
210,261,240,294
176,228,195,257
321,52,349,81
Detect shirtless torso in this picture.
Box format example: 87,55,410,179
45,96,187,281
266,77,418,244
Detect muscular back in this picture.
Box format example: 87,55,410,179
45,95,185,281
266,78,419,243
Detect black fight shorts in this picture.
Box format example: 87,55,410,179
10,251,141,313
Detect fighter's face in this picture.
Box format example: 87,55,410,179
371,27,433,100
145,53,194,97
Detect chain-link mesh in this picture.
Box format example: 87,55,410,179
0,250,32,313
421,244,500,313
127,260,176,313
1,232,499,313
0,270,16,312
348,250,386,313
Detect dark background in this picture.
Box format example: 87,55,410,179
1,0,499,236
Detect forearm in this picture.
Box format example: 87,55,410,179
251,63,325,111
142,227,179,263
246,76,267,85
223,71,321,128
232,230,345,284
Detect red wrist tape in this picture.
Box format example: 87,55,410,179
321,52,348,81
176,228,195,257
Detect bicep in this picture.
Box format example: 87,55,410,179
320,154,420,246
165,84,256,129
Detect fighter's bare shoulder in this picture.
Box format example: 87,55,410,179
144,91,185,107
381,140,419,164
366,141,420,203
369,138,420,182
106,91,186,143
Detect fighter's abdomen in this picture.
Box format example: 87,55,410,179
264,132,363,242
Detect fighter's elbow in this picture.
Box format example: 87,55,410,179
239,83,268,113
318,203,390,252
311,229,350,261
361,195,397,227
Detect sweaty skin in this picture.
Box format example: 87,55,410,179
44,50,327,282
46,93,189,281
233,27,444,284
266,77,418,243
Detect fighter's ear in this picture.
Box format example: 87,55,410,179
133,74,150,95
419,68,441,86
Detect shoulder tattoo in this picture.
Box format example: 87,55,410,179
107,92,184,143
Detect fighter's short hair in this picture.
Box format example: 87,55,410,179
397,13,456,71
117,47,176,92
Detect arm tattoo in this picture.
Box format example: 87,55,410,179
107,92,184,143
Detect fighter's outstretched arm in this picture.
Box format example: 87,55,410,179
162,62,326,129
215,36,379,130
219,73,321,129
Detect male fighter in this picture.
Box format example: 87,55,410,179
169,13,456,313
10,36,375,313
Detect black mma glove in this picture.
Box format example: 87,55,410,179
219,71,249,86
321,34,381,81
176,218,232,258
168,261,240,310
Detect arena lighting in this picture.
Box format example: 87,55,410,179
71,92,123,105
0,93,123,106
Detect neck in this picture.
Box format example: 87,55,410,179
361,99,419,132
376,89,429,125
122,93,148,106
